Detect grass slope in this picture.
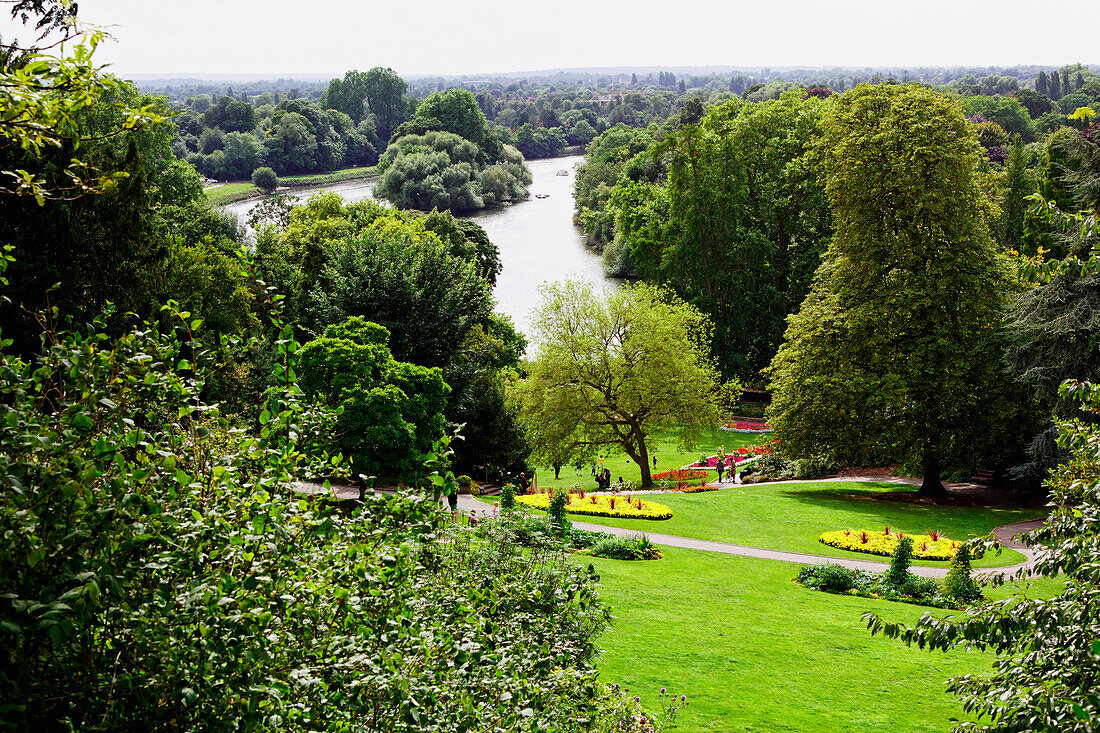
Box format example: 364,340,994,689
587,547,1064,732
204,166,377,206
534,428,766,492
520,481,1042,568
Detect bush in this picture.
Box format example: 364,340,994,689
500,482,516,510
548,490,569,526
584,535,662,561
942,544,983,602
0,308,610,730
797,564,870,593
885,535,915,589
251,166,278,193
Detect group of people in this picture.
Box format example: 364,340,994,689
594,467,614,491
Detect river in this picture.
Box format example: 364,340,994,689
222,154,616,341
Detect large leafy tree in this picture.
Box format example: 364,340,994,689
298,317,449,479
866,379,1100,731
766,83,1017,498
613,92,831,381
517,281,725,488
364,66,408,142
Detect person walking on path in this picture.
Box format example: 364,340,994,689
716,457,725,484
652,455,657,471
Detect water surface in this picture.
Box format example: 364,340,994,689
222,154,617,341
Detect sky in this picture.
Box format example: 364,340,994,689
3,0,1097,77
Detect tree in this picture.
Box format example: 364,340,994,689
998,135,1034,251
323,69,369,123
615,93,832,381
517,281,724,488
251,165,277,194
298,317,450,478
766,83,1015,499
364,66,408,142
308,222,495,368
865,379,1100,731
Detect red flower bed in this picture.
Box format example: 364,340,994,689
652,468,710,482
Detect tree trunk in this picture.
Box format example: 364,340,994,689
637,440,652,488
918,446,949,500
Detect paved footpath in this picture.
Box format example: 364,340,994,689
455,482,1045,579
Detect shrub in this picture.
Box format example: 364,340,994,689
0,307,609,730
885,535,915,588
548,490,569,527
584,535,662,561
942,544,983,602
797,564,875,593
251,165,278,193
500,482,516,510
456,474,473,488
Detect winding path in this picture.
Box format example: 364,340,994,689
454,483,1045,579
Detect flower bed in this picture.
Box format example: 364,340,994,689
720,420,774,434
819,528,962,561
652,468,710,482
517,492,672,520
688,446,771,469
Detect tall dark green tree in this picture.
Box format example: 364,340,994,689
615,92,832,381
767,83,1016,498
364,66,409,142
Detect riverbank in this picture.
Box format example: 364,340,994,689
204,166,378,206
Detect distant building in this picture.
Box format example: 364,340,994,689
594,90,625,106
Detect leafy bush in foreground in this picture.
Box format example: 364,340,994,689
0,303,609,731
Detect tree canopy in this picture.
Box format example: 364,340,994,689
766,83,1017,497
517,281,725,488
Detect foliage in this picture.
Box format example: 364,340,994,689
865,380,1100,731
0,78,241,354
297,317,449,479
885,535,915,588
615,92,832,380
766,83,1020,497
373,130,529,212
581,535,663,561
517,281,723,488
0,30,166,202
500,482,516,510
942,545,982,602
516,492,673,520
250,165,277,193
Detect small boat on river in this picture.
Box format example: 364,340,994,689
535,193,550,199
556,169,569,176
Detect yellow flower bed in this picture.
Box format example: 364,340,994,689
516,493,672,520
820,529,961,560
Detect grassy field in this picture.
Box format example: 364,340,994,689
526,481,1040,568
532,427,767,492
587,547,1063,732
204,165,377,206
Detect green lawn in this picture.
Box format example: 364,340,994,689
586,547,1064,732
511,480,1042,568
533,427,767,492
204,166,377,206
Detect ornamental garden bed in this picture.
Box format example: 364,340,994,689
720,420,774,434
819,527,967,561
516,491,672,520
651,468,717,492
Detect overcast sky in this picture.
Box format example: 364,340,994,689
4,0,1097,77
